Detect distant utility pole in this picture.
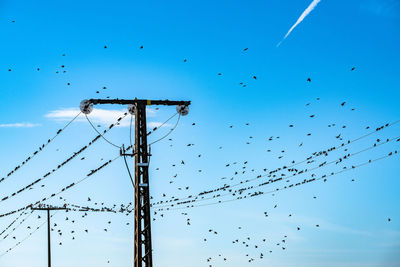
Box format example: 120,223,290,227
30,205,68,267
80,98,191,267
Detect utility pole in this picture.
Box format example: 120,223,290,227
80,98,191,267
30,205,68,267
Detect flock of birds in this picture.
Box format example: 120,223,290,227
0,92,397,265
1,19,398,266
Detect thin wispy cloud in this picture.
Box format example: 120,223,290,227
277,0,322,47
0,122,40,128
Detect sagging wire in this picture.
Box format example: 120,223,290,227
148,113,181,146
61,202,132,214
150,121,400,207
122,112,180,189
157,149,399,212
0,112,82,185
85,113,126,149
0,211,26,238
0,113,128,205
1,210,34,242
125,116,136,189
0,211,59,258
0,155,122,219
147,112,178,136
152,134,400,209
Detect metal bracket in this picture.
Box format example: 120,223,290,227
137,163,149,167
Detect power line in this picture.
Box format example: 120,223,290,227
159,149,399,212
156,137,399,209
0,211,58,258
153,136,400,210
0,211,26,238
0,113,127,204
2,148,396,259
0,153,123,218
1,210,34,242
0,199,136,259
148,113,181,146
0,112,81,185
123,112,182,190
151,121,400,207
146,112,178,136
85,113,126,149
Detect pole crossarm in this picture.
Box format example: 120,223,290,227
86,99,191,107
30,207,68,211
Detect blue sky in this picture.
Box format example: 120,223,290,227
0,0,399,266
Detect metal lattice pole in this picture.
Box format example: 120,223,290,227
134,103,153,267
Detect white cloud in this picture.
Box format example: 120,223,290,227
46,107,130,126
45,107,168,128
0,122,40,128
277,0,322,47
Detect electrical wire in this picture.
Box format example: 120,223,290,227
148,114,181,146
287,120,400,170
126,114,136,188
85,113,125,148
0,113,126,204
1,210,34,242
61,202,132,214
0,211,58,258
147,112,178,136
0,111,82,185
152,134,400,209
150,120,400,206
123,154,135,188
0,211,26,238
122,112,181,189
0,155,121,218
158,149,399,212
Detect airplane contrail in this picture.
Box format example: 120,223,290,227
277,0,322,47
